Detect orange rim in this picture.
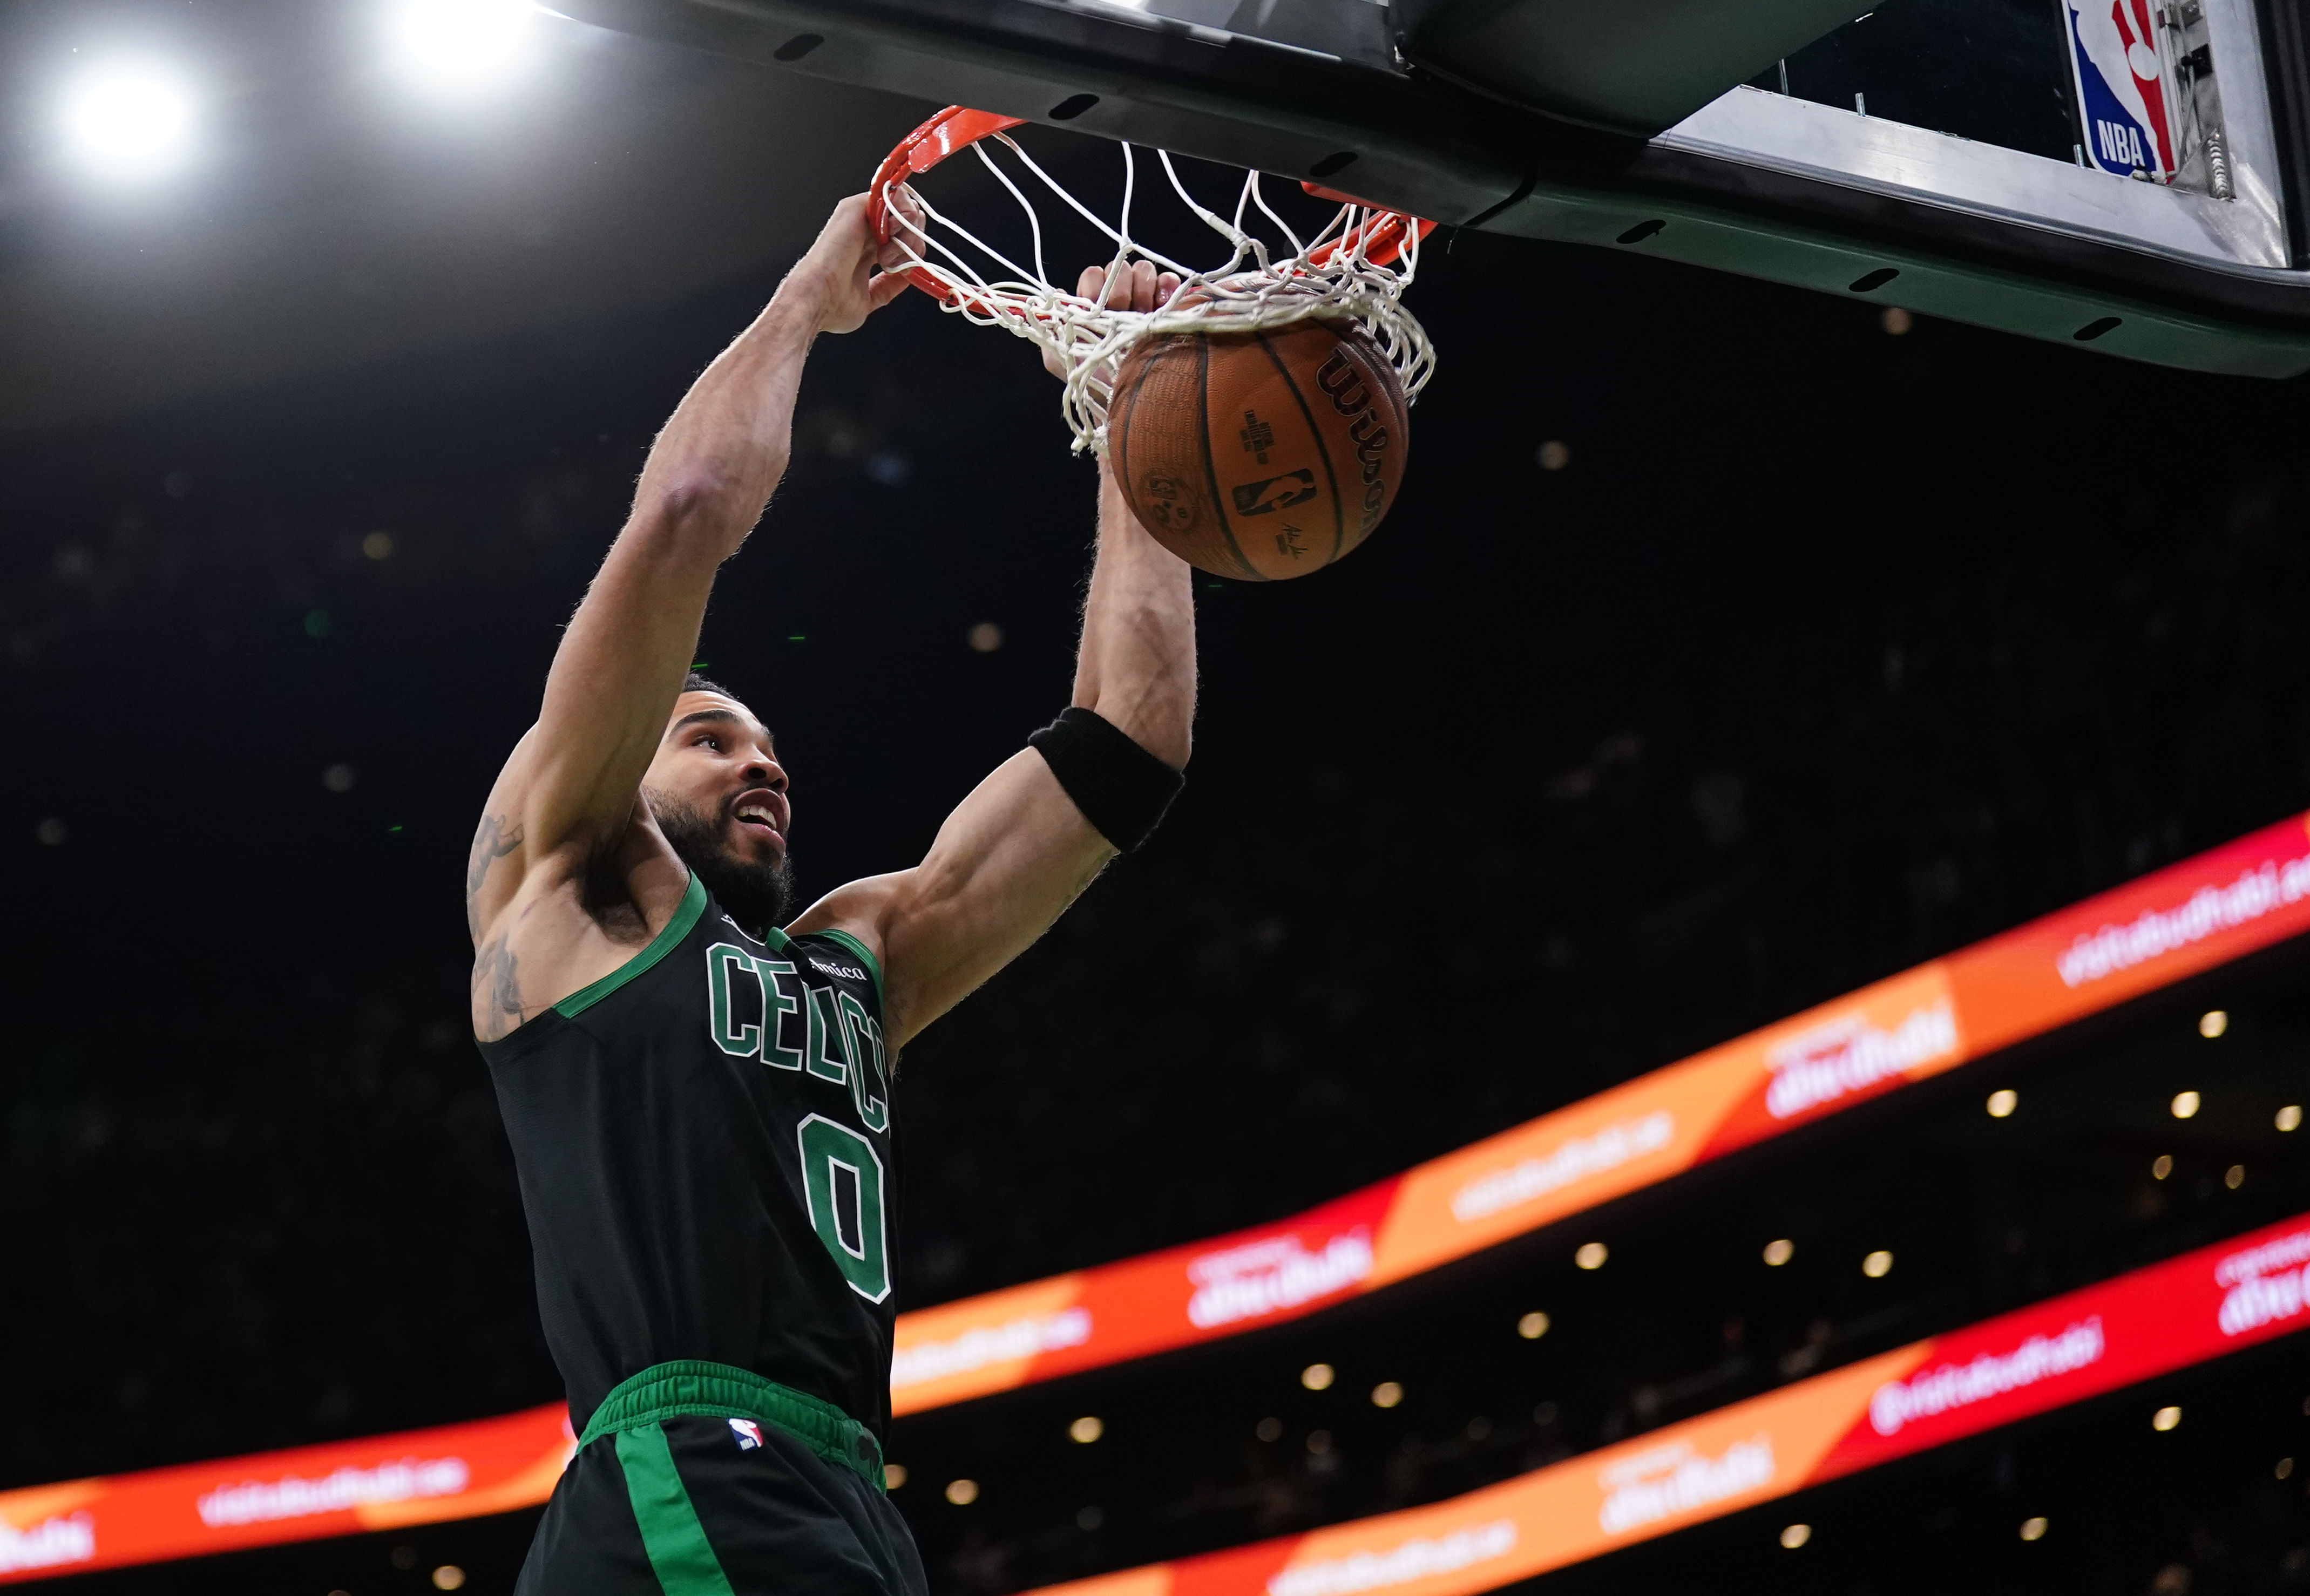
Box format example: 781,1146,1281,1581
866,106,1028,305
1298,184,1435,269
868,107,1435,303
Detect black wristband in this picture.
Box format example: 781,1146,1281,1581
1028,707,1184,853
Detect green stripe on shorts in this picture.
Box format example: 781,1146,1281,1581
615,1424,737,1596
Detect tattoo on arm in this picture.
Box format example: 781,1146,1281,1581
465,813,526,941
471,933,527,1043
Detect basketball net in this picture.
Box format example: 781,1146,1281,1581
867,107,1437,454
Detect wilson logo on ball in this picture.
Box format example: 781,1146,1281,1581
1315,350,1394,538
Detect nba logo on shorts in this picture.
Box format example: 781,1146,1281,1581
728,1418,764,1451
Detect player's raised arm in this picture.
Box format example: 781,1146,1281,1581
791,262,1197,1050
466,197,907,1027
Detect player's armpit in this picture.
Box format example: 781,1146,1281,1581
788,750,1115,1050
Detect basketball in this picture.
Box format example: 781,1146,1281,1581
1108,318,1410,581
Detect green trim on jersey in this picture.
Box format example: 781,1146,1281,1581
556,875,709,1019
613,1423,739,1596
581,1359,886,1488
810,927,885,1013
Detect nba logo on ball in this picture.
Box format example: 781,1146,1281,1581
728,1418,764,1451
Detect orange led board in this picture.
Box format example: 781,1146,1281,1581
1026,1208,2310,1596
889,812,2310,1414
0,1405,573,1583
10,1205,2306,1584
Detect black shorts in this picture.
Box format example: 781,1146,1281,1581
517,1415,928,1596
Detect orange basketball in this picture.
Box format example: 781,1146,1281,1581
1108,318,1410,581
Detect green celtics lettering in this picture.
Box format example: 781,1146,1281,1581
706,940,891,1300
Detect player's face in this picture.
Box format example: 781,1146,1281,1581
644,692,791,867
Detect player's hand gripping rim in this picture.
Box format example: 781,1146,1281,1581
1042,260,1183,381
791,191,924,336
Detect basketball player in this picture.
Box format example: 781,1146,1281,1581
466,195,1195,1594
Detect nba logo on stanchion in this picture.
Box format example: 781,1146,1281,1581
2064,0,2176,179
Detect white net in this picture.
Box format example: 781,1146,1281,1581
875,127,1435,454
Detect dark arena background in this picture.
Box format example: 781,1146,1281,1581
9,2,2310,1595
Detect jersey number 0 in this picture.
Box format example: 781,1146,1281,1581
797,1114,891,1303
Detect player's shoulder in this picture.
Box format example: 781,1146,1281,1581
783,928,880,989
781,876,898,1006
782,874,899,954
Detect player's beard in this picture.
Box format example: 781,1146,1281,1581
645,788,796,938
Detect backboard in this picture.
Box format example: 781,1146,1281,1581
554,0,2310,375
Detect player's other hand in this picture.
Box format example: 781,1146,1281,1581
1042,260,1182,378
1082,259,1182,314
792,192,919,336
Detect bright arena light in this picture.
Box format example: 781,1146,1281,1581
62,65,196,177
388,0,539,85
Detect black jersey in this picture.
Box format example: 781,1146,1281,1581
479,875,899,1439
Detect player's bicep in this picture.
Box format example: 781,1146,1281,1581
522,519,724,854
876,752,1115,1045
